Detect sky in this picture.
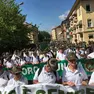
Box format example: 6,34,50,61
15,0,75,32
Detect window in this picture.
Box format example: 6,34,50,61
88,34,93,39
86,4,91,12
87,19,92,27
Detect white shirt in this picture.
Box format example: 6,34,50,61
64,48,72,55
0,71,9,87
25,56,32,62
33,66,58,83
62,65,88,86
76,50,81,59
32,56,39,64
4,76,28,94
89,72,94,85
56,52,66,61
7,76,28,87
46,52,53,58
42,56,49,63
0,78,8,87
87,52,94,58
6,61,13,68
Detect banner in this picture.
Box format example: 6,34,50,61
21,60,68,80
1,84,94,94
22,59,94,80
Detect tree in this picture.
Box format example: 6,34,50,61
38,31,51,42
0,0,30,53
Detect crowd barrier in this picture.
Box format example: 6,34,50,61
1,84,94,94
21,59,94,80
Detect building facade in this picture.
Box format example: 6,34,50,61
51,28,57,40
51,25,64,41
67,0,94,43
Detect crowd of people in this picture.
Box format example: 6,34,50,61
0,42,94,90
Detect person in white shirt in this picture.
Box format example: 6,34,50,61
6,66,28,87
32,52,39,64
75,46,81,59
89,72,94,86
24,51,32,64
4,55,14,68
79,47,86,59
62,52,88,87
0,60,10,88
56,47,66,61
64,46,72,56
42,52,49,63
33,58,59,84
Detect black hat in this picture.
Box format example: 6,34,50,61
11,66,22,74
48,58,58,71
67,52,76,60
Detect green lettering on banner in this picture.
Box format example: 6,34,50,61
22,68,28,75
27,67,33,74
48,89,57,94
57,63,61,71
67,92,75,94
58,90,65,94
8,90,16,94
75,89,84,94
86,88,94,94
22,88,27,94
4,92,6,94
22,86,31,94
22,64,35,80
36,90,46,94
33,66,39,73
57,60,68,77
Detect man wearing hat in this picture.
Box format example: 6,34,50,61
33,58,59,84
62,52,88,87
6,66,28,87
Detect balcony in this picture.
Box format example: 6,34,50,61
77,28,83,33
72,10,77,16
69,16,73,20
73,18,77,23
72,31,76,35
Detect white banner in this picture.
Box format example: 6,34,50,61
0,83,94,94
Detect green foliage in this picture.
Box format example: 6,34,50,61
38,31,51,42
0,0,30,53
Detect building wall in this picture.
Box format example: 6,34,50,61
51,29,57,40
69,0,94,43
82,0,94,31
77,2,82,21
56,27,63,41
81,0,94,43
83,32,94,42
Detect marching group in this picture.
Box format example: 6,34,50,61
0,44,94,91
